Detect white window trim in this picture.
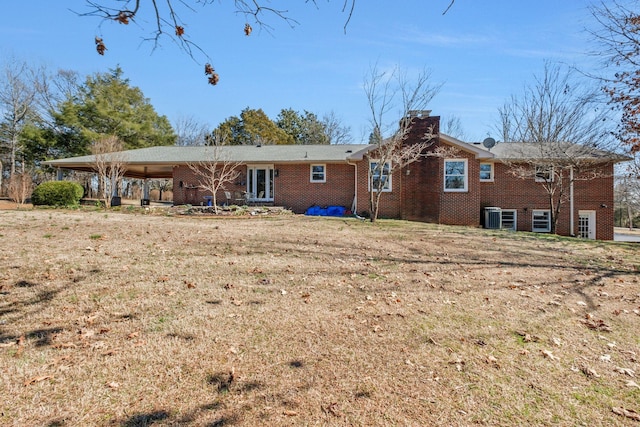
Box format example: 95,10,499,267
479,162,494,182
535,165,554,182
369,160,392,192
310,164,326,183
444,158,468,192
532,209,551,233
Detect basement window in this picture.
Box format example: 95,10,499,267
501,209,517,230
532,210,551,232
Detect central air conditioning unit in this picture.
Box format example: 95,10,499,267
484,207,502,229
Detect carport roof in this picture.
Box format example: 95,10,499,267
44,144,373,179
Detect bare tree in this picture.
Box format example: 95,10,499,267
364,65,443,222
173,115,211,146
0,59,39,187
187,136,241,214
498,62,614,234
92,136,128,208
79,0,358,83
151,179,173,201
615,155,640,229
35,69,81,128
588,0,640,152
321,111,352,144
440,115,465,140
7,172,33,205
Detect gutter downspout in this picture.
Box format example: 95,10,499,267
570,166,574,236
348,160,357,214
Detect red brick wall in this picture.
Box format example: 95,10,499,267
399,114,480,226
573,163,615,240
401,155,442,222
352,159,402,218
170,132,615,239
275,163,356,213
172,165,248,206
480,162,615,239
438,151,482,226
401,116,442,222
173,163,358,213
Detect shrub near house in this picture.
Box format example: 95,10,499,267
31,181,84,207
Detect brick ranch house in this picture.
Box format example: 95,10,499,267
45,114,628,240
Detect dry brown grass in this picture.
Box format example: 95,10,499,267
0,207,639,426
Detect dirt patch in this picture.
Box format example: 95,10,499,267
0,199,29,210
0,209,638,426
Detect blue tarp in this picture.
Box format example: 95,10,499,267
305,205,347,217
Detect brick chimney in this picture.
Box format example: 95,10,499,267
402,111,440,146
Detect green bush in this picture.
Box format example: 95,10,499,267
31,181,84,207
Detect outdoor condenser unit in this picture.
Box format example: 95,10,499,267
484,207,502,229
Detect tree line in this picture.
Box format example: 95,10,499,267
0,62,353,197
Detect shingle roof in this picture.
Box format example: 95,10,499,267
474,142,630,162
48,144,372,164
44,144,373,178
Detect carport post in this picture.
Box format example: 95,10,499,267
143,178,150,201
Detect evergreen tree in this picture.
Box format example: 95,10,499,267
214,107,292,145
276,108,328,145
55,66,176,151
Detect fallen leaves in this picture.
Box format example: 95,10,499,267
485,355,500,368
323,402,342,417
612,406,640,421
580,314,612,332
580,365,600,378
626,380,640,389
15,335,25,357
515,330,540,343
614,366,635,377
24,375,53,386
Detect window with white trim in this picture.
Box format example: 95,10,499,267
501,209,517,230
535,165,553,182
444,159,468,192
532,210,551,232
310,164,326,183
369,160,391,192
479,162,494,182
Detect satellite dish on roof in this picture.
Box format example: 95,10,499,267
482,137,496,150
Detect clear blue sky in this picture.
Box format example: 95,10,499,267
1,1,600,143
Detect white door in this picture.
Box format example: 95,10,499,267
247,165,274,201
578,210,596,239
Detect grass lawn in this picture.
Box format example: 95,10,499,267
0,208,639,426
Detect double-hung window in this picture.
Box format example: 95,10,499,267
444,159,468,192
479,163,494,182
310,164,326,183
532,210,551,232
369,161,391,192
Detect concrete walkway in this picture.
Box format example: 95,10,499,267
614,227,640,242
